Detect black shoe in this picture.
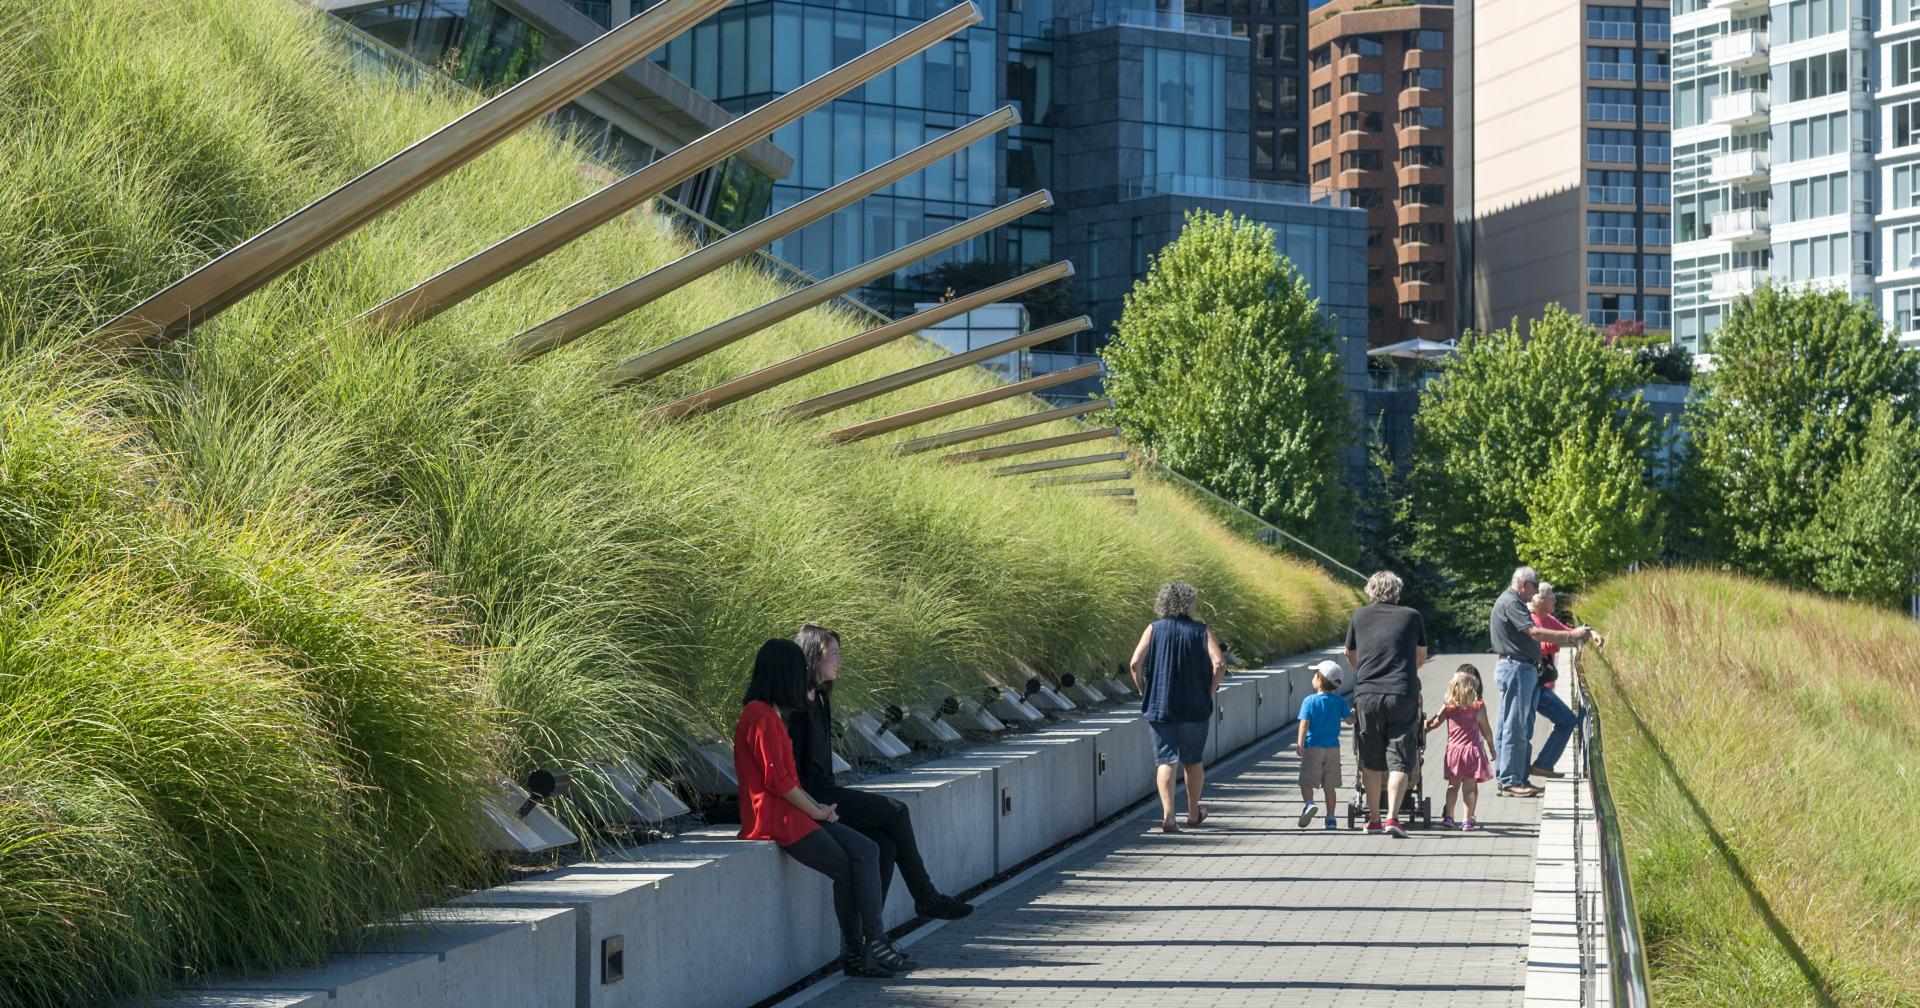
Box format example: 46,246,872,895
842,937,895,978
915,893,974,919
868,936,917,973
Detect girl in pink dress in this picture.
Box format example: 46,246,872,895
1424,666,1495,831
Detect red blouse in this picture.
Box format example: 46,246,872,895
733,700,820,846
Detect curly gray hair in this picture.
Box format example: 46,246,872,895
1364,570,1403,604
1154,580,1198,618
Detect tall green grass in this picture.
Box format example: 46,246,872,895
0,0,1352,1000
1580,570,1920,1007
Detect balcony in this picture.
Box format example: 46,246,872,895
1710,30,1768,72
1710,266,1765,301
1711,90,1770,128
1711,207,1770,249
1708,0,1766,15
1708,149,1771,187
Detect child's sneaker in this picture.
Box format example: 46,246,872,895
1323,816,1338,830
1462,819,1478,832
1440,815,1457,830
1384,818,1408,838
1364,819,1384,835
1297,801,1318,828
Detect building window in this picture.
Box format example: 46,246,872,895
1368,304,1385,325
1351,34,1384,57
1587,5,1634,39
1398,144,1445,167
1894,101,1920,150
1275,75,1300,118
1309,45,1331,70
1642,254,1671,287
1897,0,1920,26
1641,49,1669,83
1400,183,1444,205
1588,87,1636,122
1340,110,1383,132
1644,213,1671,245
1404,28,1445,50
1587,210,1636,245
1776,0,1850,41
1588,251,1637,287
1313,158,1331,181
1588,169,1638,205
1367,228,1385,248
1398,222,1445,245
1255,24,1275,63
1893,164,1920,209
1641,90,1670,124
1640,7,1670,41
1256,128,1275,173
1586,293,1638,326
1275,127,1300,174
1399,261,1444,283
1895,40,1920,90
1587,127,1637,163
1342,72,1384,95
1312,121,1332,144
1341,149,1383,171
1349,187,1384,208
1587,46,1635,82
1400,106,1445,129
1894,287,1920,331
1312,83,1332,107
1894,224,1920,272
1368,265,1385,287
1257,75,1275,116
1643,130,1670,165
1399,300,1444,322
1401,67,1445,91
1779,110,1849,162
1773,171,1849,221
1781,51,1850,104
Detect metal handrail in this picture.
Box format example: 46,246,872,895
1143,463,1368,585
1576,648,1654,1008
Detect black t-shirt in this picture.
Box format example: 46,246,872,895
784,693,835,795
1344,603,1427,698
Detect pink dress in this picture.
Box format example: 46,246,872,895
1441,701,1492,783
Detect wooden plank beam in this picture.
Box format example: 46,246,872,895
826,362,1100,443
895,398,1109,455
940,427,1120,464
776,316,1091,421
1032,470,1131,486
991,450,1129,477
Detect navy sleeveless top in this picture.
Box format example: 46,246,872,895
1141,616,1213,723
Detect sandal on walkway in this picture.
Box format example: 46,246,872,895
1186,804,1208,828
1159,818,1182,834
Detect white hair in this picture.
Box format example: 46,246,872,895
1155,581,1197,618
1512,566,1540,589
1364,570,1403,604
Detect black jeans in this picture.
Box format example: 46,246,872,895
815,784,937,905
782,821,885,943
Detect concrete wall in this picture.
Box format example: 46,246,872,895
172,652,1339,1008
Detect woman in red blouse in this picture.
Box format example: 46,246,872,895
734,639,914,978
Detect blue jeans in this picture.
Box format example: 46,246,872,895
1533,685,1583,773
1493,659,1538,788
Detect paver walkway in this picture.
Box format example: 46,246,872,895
789,654,1555,1008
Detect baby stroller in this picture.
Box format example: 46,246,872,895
1344,700,1434,829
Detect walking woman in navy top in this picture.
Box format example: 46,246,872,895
1128,581,1229,833
733,639,916,978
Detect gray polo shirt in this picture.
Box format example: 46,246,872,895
1489,588,1541,664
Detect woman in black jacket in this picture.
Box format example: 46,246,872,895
787,625,973,920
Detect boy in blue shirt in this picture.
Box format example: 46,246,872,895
1296,659,1355,829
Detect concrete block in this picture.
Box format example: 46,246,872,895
1215,679,1257,757
847,761,998,925
155,993,330,1008
195,955,442,1008
450,866,675,1008
985,686,1043,723
946,729,1099,873
361,906,575,1008
1246,670,1290,738
1081,712,1156,820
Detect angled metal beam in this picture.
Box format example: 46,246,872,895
992,450,1130,477
896,398,1110,455
941,426,1121,464
651,260,1073,420
84,0,728,351
361,2,984,331
826,361,1101,443
1032,470,1132,486
603,190,1051,388
778,316,1091,421
515,106,1022,360
1068,487,1136,497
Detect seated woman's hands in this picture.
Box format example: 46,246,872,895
814,803,839,823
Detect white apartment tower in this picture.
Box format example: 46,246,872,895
1672,0,1920,352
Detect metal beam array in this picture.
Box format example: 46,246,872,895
895,398,1110,455
992,451,1130,477
1032,470,1130,486
777,317,1091,422
361,1,985,331
515,106,1023,360
86,0,728,350
940,426,1121,465
827,362,1101,443
653,262,1073,420
602,191,1052,388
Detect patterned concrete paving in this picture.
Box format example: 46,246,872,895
791,654,1552,1008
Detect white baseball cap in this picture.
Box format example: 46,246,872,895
1313,659,1343,685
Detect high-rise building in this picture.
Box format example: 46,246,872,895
1668,0,1920,353
1454,0,1673,337
1308,0,1455,348
1185,0,1312,183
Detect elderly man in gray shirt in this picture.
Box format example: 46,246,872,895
1490,566,1593,796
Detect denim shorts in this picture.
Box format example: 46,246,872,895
1148,719,1210,766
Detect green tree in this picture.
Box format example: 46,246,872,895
1408,305,1655,631
1804,403,1920,608
1683,284,1920,585
1515,422,1662,592
1100,210,1353,549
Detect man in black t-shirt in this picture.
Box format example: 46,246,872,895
1343,570,1428,838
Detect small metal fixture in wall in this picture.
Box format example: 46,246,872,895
602,936,625,984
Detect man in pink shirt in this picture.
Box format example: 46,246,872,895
1527,582,1602,779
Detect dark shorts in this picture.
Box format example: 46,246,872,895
1353,692,1421,773
1148,719,1210,765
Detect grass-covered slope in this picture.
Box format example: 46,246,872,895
0,0,1352,1002
1579,571,1920,1007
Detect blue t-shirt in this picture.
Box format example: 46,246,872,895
1298,692,1352,748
